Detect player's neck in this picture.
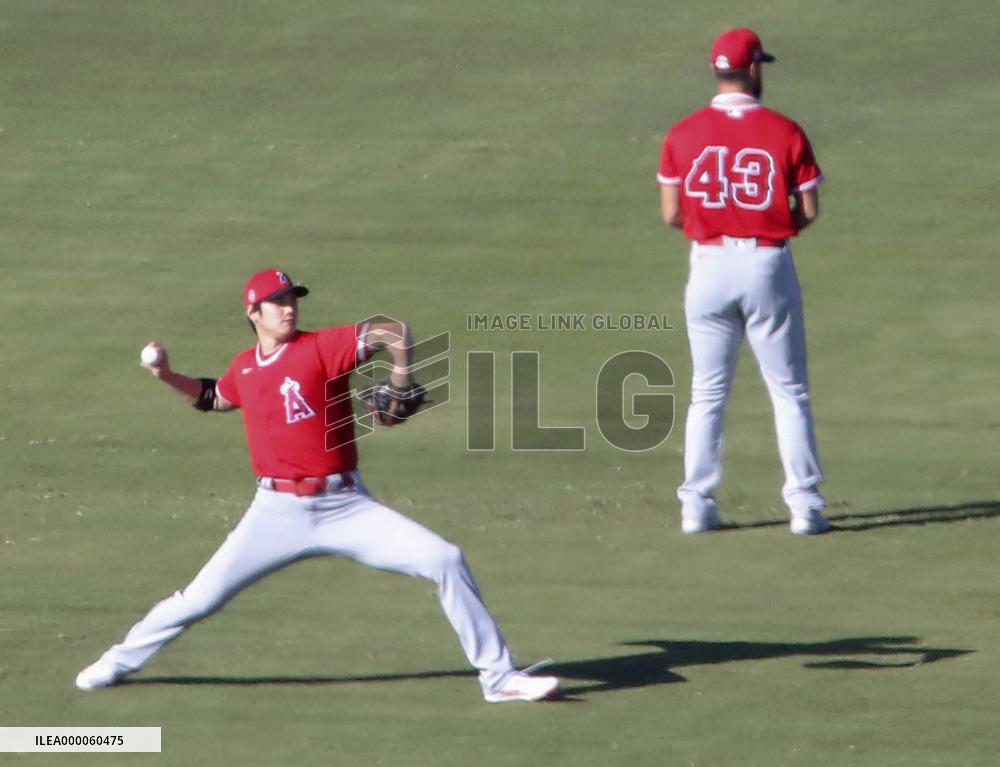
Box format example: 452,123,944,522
257,331,295,356
716,84,756,98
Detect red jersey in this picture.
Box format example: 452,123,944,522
658,92,823,242
217,325,369,479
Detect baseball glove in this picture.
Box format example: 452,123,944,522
362,380,428,426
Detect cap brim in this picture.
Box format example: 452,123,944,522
262,285,309,302
759,52,776,63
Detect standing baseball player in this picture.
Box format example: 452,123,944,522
658,28,830,534
75,268,559,703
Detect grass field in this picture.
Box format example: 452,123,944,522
3,1,1000,764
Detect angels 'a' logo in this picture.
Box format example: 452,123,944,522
280,377,316,424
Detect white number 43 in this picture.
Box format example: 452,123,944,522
684,146,775,211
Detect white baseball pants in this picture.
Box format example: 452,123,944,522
96,471,516,692
677,237,825,515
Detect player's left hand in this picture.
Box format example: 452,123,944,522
362,379,428,426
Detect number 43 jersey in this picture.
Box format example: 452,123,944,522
658,92,823,242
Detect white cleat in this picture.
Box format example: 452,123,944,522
681,508,722,534
790,509,831,535
75,660,127,691
484,672,560,703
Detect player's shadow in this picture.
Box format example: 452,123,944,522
725,499,1000,533
549,636,969,698
125,668,476,687
125,636,969,698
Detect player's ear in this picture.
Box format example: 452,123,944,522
246,304,260,333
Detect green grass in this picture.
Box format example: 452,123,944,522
3,0,1000,764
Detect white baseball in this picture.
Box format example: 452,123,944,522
140,344,163,366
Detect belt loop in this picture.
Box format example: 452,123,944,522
327,471,355,491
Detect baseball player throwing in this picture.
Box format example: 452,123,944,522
658,29,830,535
75,269,559,703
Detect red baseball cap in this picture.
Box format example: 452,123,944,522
711,28,775,72
244,268,309,308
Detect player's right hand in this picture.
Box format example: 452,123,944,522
140,342,172,379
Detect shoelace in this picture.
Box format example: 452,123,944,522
519,658,555,675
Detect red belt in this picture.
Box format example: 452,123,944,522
264,473,355,496
696,236,786,248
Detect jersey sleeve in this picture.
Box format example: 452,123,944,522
657,131,682,186
216,356,243,408
788,126,824,193
317,324,366,377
